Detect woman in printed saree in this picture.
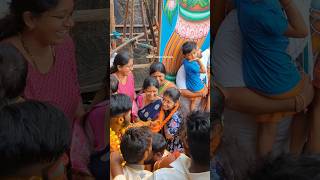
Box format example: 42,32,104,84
151,88,184,153
136,77,162,121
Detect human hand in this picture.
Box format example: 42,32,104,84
201,87,208,97
110,151,123,165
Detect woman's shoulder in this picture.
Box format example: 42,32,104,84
166,81,177,89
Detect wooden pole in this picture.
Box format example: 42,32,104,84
157,0,162,55
139,0,149,42
130,0,135,39
110,0,116,49
110,26,157,55
110,0,115,32
110,33,144,55
155,0,159,21
123,0,130,40
143,0,157,47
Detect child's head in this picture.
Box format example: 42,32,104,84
162,88,180,111
0,43,27,103
110,74,119,95
211,85,225,157
0,100,70,178
110,51,133,75
110,94,132,129
143,77,159,101
120,126,152,164
144,133,167,164
182,111,210,167
249,155,320,180
182,41,201,60
149,62,166,86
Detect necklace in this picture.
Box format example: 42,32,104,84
19,33,55,72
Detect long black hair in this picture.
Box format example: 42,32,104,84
0,0,60,41
110,51,132,74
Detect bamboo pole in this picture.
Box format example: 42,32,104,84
139,0,149,42
123,0,130,40
143,0,157,47
110,32,145,55
110,26,157,55
110,0,116,49
130,0,135,39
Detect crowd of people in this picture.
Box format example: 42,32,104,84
109,39,211,179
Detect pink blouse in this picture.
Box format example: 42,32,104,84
115,72,135,101
113,72,138,120
23,36,81,122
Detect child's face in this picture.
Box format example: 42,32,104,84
185,46,201,60
162,95,175,111
151,71,166,86
144,86,158,101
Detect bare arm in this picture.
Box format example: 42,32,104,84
280,0,308,38
110,151,125,178
180,88,207,98
196,59,206,73
225,87,295,114
225,76,314,114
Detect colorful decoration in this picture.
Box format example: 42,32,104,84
110,128,121,152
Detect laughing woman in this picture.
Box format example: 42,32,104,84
0,0,86,176
0,0,84,122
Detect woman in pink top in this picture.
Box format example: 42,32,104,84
111,51,138,121
0,0,85,177
0,0,84,122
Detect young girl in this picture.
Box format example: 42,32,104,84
149,62,176,96
111,51,138,121
136,77,162,121
151,88,184,153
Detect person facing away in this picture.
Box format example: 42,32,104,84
151,111,211,180
0,100,71,180
112,126,153,180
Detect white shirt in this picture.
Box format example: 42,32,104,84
176,49,210,89
213,10,244,87
113,164,152,180
151,153,210,180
